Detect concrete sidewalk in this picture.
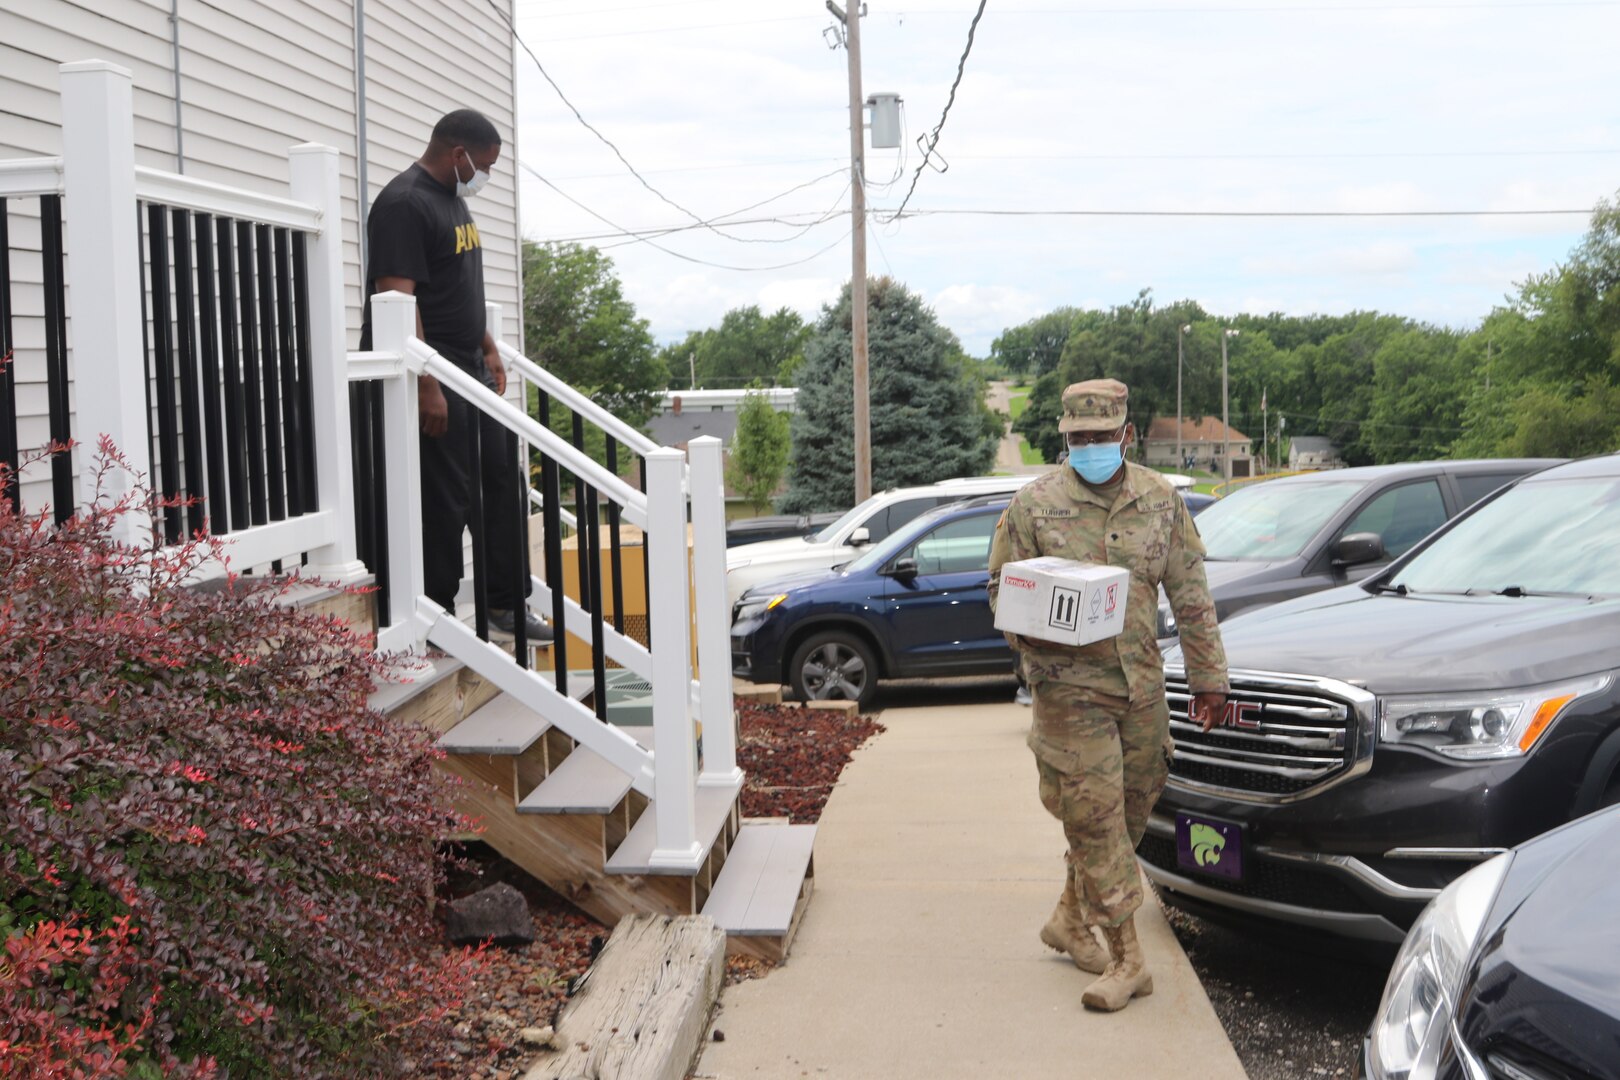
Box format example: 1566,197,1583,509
697,698,1246,1080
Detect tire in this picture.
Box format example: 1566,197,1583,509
1600,773,1620,811
789,630,879,710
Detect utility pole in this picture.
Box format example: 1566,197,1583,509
1177,324,1190,471
828,0,871,501
1221,328,1239,485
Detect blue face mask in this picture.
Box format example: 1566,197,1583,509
1068,434,1125,484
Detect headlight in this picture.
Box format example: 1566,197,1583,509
732,593,788,625
1379,674,1610,759
1366,854,1510,1080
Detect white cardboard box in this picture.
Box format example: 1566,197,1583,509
994,556,1130,646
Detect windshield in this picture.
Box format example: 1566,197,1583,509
1391,476,1620,596
844,507,957,573
809,494,884,543
1194,480,1367,560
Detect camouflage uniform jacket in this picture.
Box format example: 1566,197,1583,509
989,462,1228,704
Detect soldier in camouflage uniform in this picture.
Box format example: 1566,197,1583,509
988,378,1228,1012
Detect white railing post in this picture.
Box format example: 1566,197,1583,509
290,143,367,584
646,447,702,870
688,436,741,786
372,291,428,653
58,60,150,544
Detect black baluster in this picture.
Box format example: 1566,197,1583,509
289,232,318,512
537,389,567,695
369,380,391,626
509,422,529,670
468,405,490,641
39,197,72,524
273,228,303,516
255,223,285,521
193,213,230,534
640,454,651,648
145,204,181,542
171,209,206,537
606,437,625,634
235,221,267,525
572,413,608,720
217,219,250,531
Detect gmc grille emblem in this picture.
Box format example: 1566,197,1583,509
1198,700,1262,730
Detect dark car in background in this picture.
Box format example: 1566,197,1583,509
731,496,1013,708
1143,454,1620,944
1180,490,1217,516
1157,459,1560,638
1364,804,1620,1080
726,512,843,547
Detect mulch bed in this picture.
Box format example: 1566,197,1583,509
423,701,885,1078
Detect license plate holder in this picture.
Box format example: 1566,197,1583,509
1175,812,1245,882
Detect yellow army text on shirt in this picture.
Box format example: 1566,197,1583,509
988,461,1228,710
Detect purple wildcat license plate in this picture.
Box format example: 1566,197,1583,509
1175,812,1244,882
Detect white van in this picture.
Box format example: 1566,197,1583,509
725,474,1041,610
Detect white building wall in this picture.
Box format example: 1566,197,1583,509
0,0,521,513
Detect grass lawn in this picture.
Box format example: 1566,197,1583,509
1019,439,1048,466
1008,391,1030,421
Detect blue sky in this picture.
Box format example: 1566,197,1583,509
508,0,1619,356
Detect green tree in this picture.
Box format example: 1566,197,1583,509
727,388,792,513
520,242,667,428
991,307,1091,379
657,306,812,390
780,278,999,512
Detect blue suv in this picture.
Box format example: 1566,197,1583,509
730,496,1014,708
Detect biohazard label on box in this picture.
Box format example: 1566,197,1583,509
994,556,1130,646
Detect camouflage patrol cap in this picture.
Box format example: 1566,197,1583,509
1058,379,1130,433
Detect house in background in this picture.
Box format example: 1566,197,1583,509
1141,416,1255,478
2,0,522,509
648,389,799,510
1288,435,1345,471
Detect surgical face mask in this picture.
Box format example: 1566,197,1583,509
1068,431,1126,484
455,149,490,198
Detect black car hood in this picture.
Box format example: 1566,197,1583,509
1169,585,1620,694
1461,809,1620,1079
1200,558,1294,591
739,567,843,600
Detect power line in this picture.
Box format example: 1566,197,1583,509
521,161,852,272
872,206,1592,219
488,0,799,245
890,1,1618,13
539,14,820,43
885,0,989,222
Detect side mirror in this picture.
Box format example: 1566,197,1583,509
1333,532,1386,568
849,526,872,547
889,557,919,580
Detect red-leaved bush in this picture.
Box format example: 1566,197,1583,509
0,442,485,1077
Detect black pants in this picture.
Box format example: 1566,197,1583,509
419,372,532,614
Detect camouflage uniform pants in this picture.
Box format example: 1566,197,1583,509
1029,679,1173,927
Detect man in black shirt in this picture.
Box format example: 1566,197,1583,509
360,109,550,643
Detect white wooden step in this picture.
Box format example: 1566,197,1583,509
517,743,635,814
435,692,550,755
604,781,742,876
368,654,464,715
702,823,817,936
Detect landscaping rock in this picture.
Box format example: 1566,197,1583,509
448,882,536,947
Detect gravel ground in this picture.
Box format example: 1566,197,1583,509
1162,900,1396,1080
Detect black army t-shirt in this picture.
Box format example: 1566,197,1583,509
360,163,486,368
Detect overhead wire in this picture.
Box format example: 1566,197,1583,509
487,0,814,244
882,0,989,222
869,206,1592,219
521,161,852,271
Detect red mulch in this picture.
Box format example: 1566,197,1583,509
425,702,884,1077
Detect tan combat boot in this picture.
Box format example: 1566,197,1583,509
1081,915,1154,1011
1038,872,1109,974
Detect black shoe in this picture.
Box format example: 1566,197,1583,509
489,608,555,645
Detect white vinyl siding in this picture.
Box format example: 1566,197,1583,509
0,0,520,515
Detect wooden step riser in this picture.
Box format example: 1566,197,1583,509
438,753,696,926
723,854,815,965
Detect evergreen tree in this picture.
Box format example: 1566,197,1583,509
728,388,792,514
780,278,999,512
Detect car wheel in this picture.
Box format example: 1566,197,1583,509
789,631,878,710
1600,772,1620,810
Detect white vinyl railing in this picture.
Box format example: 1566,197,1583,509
11,58,738,875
